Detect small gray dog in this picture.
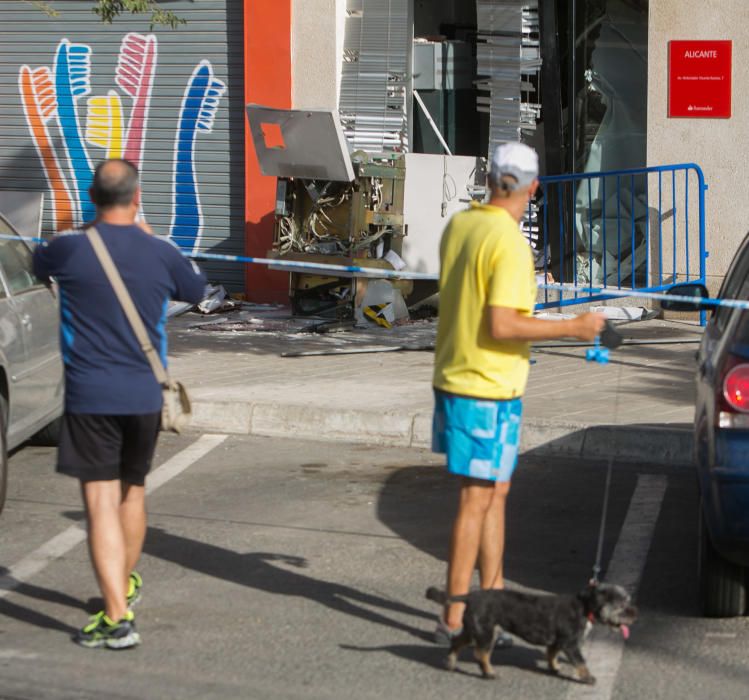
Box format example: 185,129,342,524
426,582,637,683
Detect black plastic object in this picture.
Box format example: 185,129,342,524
600,321,624,349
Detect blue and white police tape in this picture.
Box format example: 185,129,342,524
15,232,749,313
179,252,749,314
189,250,440,281
19,233,437,281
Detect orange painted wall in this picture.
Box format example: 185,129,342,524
244,0,291,302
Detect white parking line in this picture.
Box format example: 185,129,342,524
0,433,227,599
0,650,39,660
567,474,668,699
144,434,227,494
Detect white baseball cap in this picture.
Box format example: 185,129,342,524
490,142,539,190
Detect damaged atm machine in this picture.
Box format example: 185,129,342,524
246,105,484,329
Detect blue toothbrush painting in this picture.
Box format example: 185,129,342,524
170,60,226,253
54,39,95,224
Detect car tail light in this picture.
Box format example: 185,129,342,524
718,357,749,428
724,364,749,411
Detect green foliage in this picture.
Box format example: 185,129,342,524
24,1,186,29
92,1,186,29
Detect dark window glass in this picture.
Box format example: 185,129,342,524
0,217,40,295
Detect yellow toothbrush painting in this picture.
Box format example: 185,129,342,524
85,90,124,159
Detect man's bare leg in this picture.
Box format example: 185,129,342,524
444,477,496,630
478,480,511,589
120,483,147,574
81,480,128,621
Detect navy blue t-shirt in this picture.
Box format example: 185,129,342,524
33,224,206,415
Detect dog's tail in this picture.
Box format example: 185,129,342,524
425,586,470,605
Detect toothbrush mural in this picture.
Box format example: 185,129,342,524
18,32,225,254
116,32,157,171
85,91,124,160
170,60,227,252
54,39,95,223
18,65,75,232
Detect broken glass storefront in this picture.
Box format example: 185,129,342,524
411,0,649,286
541,0,649,286
408,0,649,285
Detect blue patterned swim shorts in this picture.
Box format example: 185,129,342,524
432,389,523,483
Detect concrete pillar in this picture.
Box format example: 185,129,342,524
648,0,749,291
291,0,346,109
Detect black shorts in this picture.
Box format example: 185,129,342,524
57,413,161,485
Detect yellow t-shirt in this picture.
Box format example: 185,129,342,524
433,202,537,400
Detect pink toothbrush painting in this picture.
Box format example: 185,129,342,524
115,32,157,171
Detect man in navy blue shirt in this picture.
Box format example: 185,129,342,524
33,159,206,649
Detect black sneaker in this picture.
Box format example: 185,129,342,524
127,571,143,608
74,610,141,650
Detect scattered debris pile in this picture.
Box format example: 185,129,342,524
170,281,436,335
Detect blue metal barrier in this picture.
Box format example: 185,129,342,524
528,163,708,324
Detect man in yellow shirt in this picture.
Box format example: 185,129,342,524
432,142,606,643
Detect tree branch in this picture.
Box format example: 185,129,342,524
23,0,59,17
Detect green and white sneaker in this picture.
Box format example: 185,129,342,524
74,610,141,650
127,571,143,608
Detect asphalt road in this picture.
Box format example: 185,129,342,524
0,434,747,700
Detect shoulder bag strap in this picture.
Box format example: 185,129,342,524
85,226,169,386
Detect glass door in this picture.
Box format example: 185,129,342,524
539,0,648,286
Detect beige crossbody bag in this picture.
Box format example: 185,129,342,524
86,227,192,433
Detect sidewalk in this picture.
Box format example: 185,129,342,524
168,310,701,466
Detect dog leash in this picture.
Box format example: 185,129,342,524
591,456,614,585
587,323,625,585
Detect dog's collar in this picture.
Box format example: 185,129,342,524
587,612,595,624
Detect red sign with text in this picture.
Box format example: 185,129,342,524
669,40,732,118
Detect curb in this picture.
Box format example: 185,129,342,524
188,399,693,467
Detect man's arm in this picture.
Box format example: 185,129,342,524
488,306,605,342
32,241,56,284
168,248,207,304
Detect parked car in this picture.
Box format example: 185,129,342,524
664,235,749,617
0,212,64,514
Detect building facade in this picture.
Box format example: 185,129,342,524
648,0,749,293
0,1,744,298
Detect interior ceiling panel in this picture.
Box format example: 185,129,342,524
339,0,410,153
476,0,541,154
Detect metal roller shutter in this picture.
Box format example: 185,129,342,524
0,0,245,291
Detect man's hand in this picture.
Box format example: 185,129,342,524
138,220,155,235
571,312,607,341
